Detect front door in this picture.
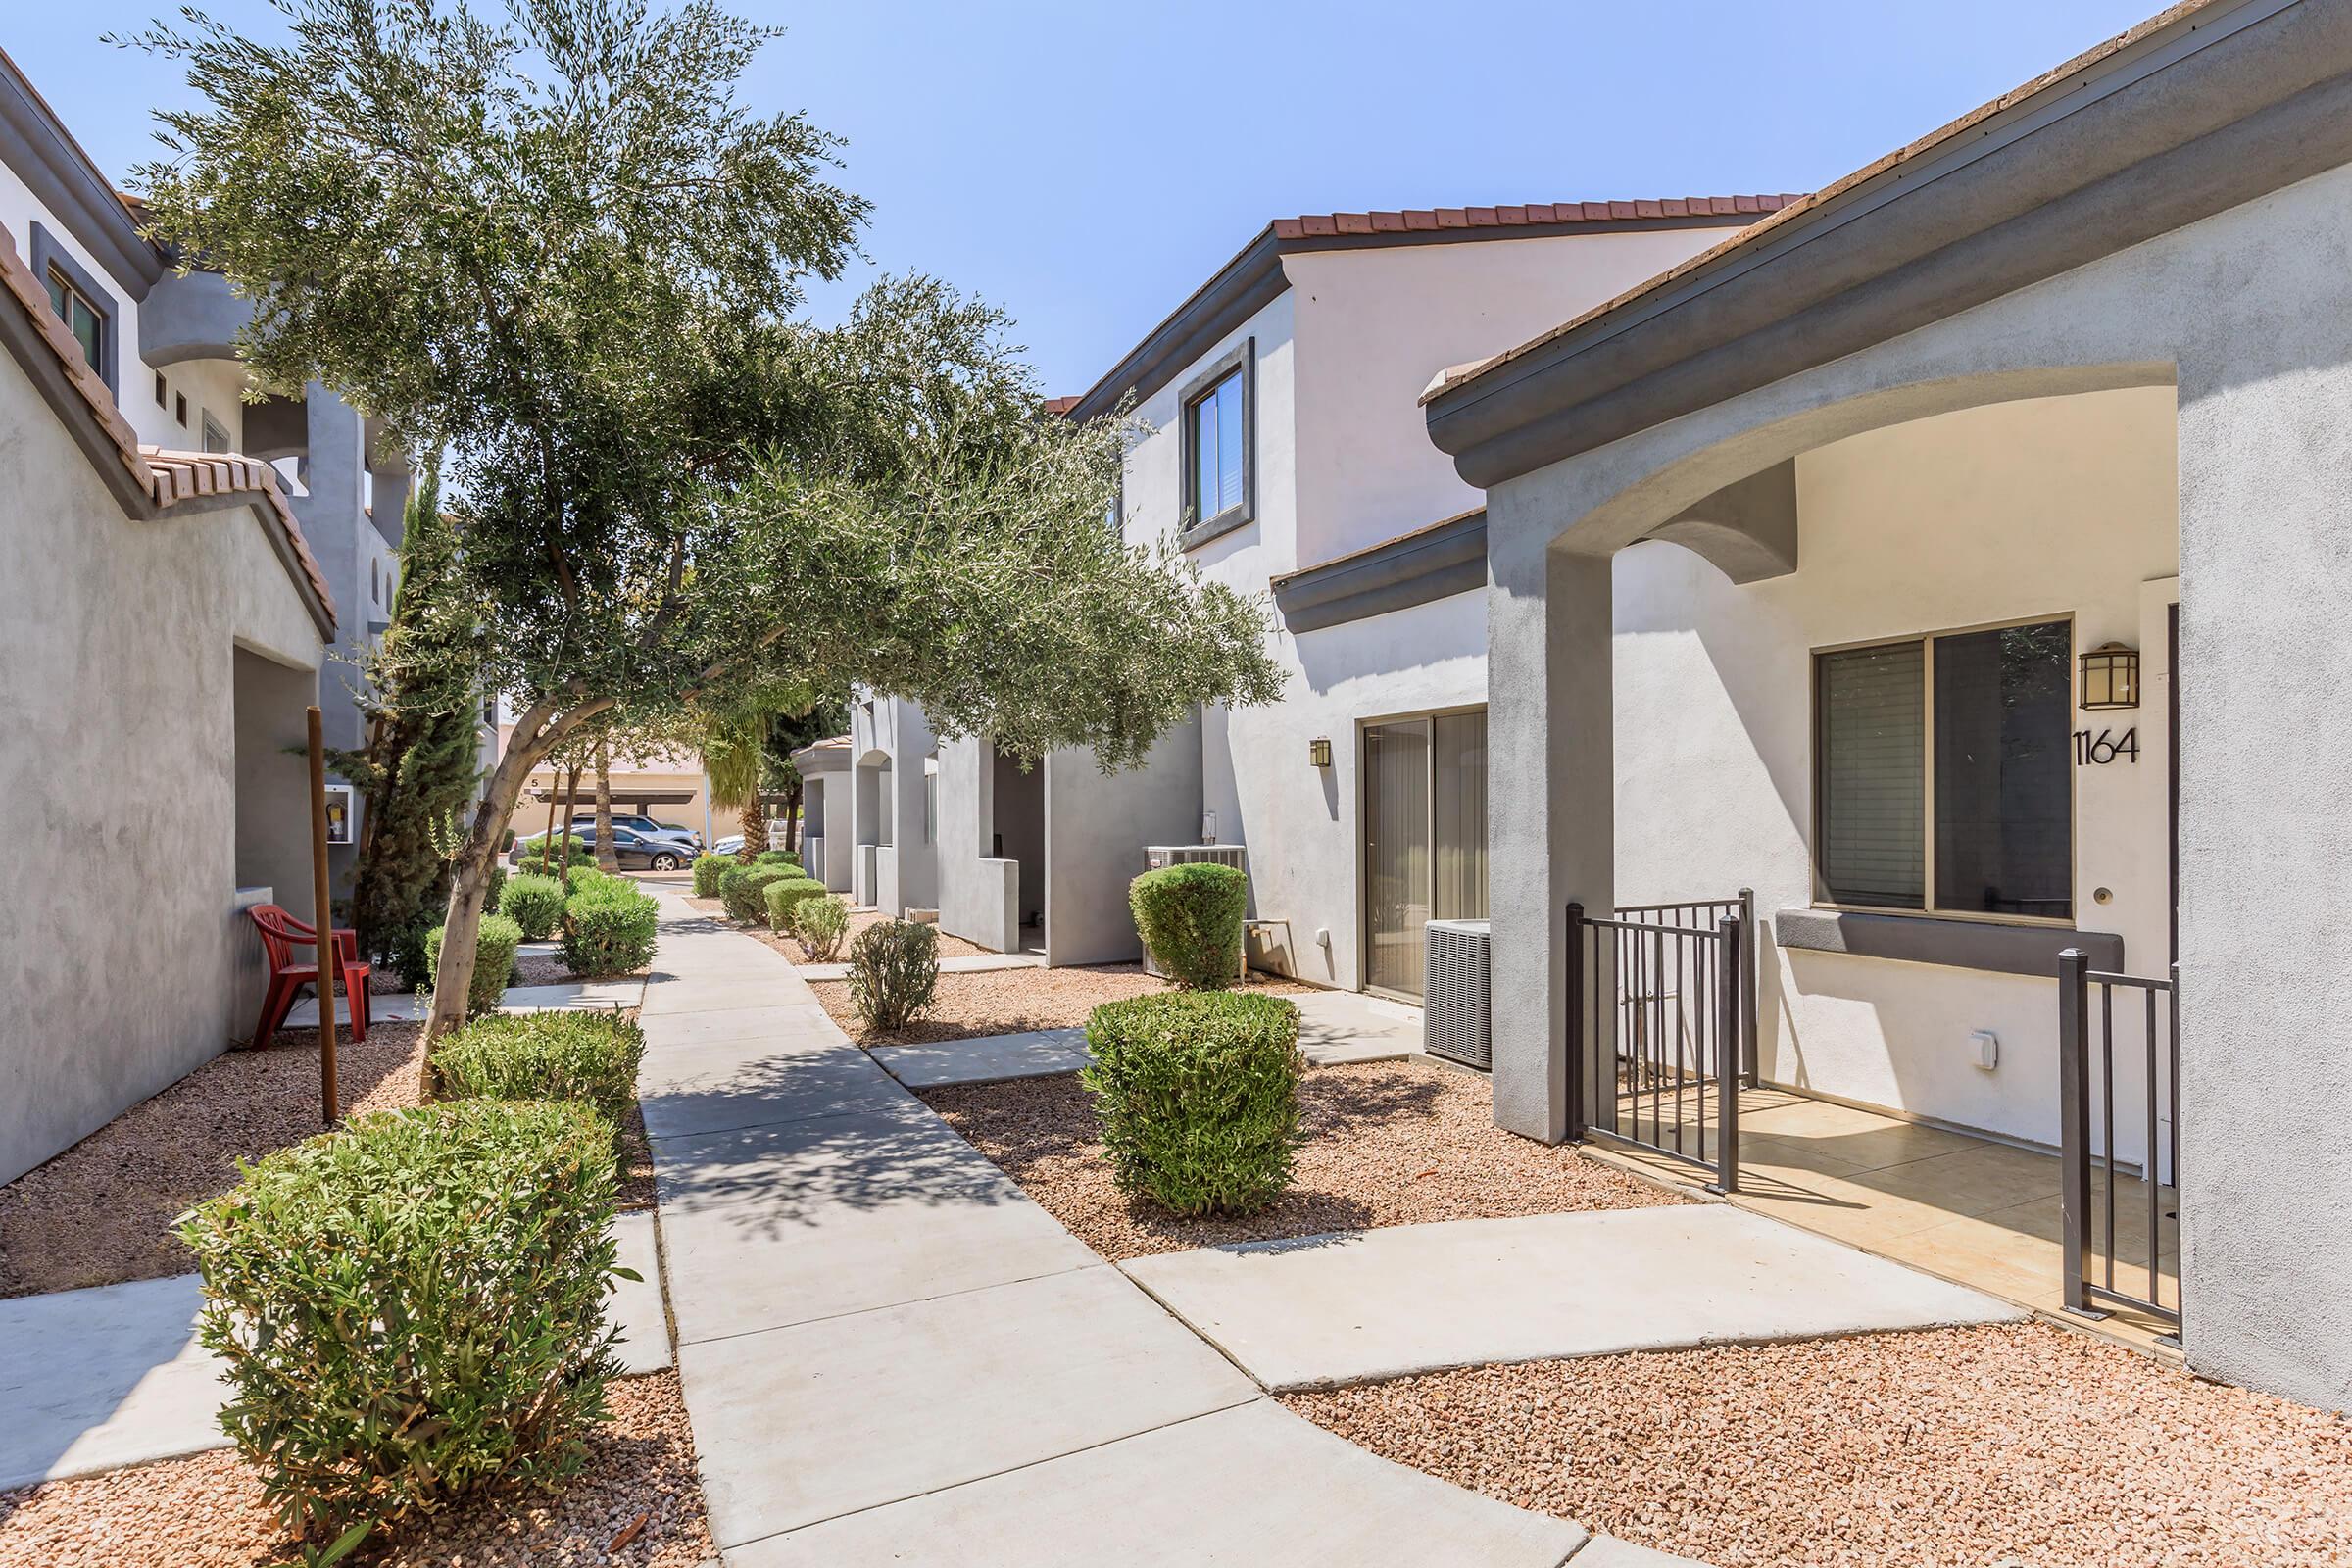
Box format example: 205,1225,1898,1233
1363,719,1432,998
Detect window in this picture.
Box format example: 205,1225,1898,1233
155,371,169,409
201,412,232,454
175,392,188,428
1363,708,1488,998
44,268,103,374
1177,340,1253,543
1814,618,2073,920
370,559,380,605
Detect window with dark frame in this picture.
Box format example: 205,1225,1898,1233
43,267,103,374
1814,618,2073,920
1182,365,1247,530
175,392,188,427
155,371,169,409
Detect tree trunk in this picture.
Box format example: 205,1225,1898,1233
784,778,804,854
594,742,618,872
559,766,582,890
738,793,765,861
538,771,561,874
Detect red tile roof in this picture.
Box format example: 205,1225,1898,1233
0,220,334,631
1042,395,1083,416
1275,195,1801,243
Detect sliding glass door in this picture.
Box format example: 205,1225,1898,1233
1363,710,1488,1000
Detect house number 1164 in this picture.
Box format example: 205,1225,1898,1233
2073,727,2138,765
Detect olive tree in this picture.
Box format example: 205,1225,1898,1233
128,0,1283,1037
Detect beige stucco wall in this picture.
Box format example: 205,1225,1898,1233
0,347,323,1184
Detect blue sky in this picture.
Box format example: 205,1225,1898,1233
12,1,2157,396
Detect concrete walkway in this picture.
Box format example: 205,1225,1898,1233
284,976,642,1026
1121,1206,2028,1392
637,889,1588,1565
0,1210,669,1492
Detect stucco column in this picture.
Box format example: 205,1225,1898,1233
2174,341,2352,1409
1487,497,1615,1144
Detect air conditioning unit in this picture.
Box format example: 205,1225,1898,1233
1424,919,1493,1070
1140,845,1249,977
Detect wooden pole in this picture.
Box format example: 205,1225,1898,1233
307,706,340,1126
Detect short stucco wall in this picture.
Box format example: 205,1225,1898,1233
1044,717,1202,967
0,350,324,1185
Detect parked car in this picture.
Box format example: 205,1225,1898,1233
509,825,688,872
712,834,742,858
569,812,699,852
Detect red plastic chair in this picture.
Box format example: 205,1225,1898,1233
248,905,371,1050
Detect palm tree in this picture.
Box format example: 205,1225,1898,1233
704,714,770,862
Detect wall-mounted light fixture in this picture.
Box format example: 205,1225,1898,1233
2079,642,2140,710
1308,736,1333,768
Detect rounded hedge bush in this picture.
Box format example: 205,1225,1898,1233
424,913,524,1016
561,882,660,975
523,833,597,875
719,862,795,924
435,1010,647,1135
761,875,827,933
847,918,937,1032
755,850,802,870
1129,862,1249,989
1081,992,1302,1217
177,1099,625,1554
498,871,567,941
691,853,732,899
794,894,849,961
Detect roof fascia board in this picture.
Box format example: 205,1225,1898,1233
1271,510,1487,634
1426,0,2301,474
0,52,163,296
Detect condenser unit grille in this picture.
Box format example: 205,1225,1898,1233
1424,919,1493,1070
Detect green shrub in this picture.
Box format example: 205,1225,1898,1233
719,862,794,924
486,865,509,910
388,918,436,992
1129,862,1249,989
761,875,827,932
755,849,802,870
526,833,596,875
435,1011,647,1134
498,872,567,941
562,882,660,975
424,914,524,1016
847,919,937,1031
176,1100,625,1555
794,894,849,961
691,853,732,898
1081,992,1303,1217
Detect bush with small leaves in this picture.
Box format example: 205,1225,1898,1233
486,865,509,910
1081,991,1302,1217
388,918,437,992
755,850,802,870
560,881,660,975
424,914,524,1016
691,853,733,899
1128,862,1249,989
719,862,794,924
497,872,567,941
176,1099,626,1558
794,894,849,961
761,875,827,933
434,1010,647,1135
847,918,938,1032
525,833,597,876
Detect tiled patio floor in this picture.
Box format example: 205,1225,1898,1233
1599,1086,2180,1349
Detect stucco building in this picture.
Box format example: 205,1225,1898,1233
0,49,339,1183
1423,0,2352,1409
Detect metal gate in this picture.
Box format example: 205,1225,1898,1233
2058,950,2181,1338
1566,895,1753,1194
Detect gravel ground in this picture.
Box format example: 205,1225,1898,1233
841,908,991,959
1283,1321,2352,1568
814,961,1311,1045
920,1058,1681,1259
0,1023,429,1298
0,1370,714,1568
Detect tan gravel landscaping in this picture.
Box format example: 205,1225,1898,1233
0,1023,429,1298
920,1058,1682,1258
1,1016,659,1298
843,907,991,958
814,960,1310,1045
0,1370,715,1568
1282,1320,2352,1568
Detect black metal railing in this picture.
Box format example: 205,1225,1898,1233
1566,894,1751,1194
2058,949,2181,1339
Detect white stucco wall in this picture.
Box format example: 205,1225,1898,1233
1611,386,2180,1149
0,346,325,1184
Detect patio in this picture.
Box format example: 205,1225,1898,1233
1599,1086,2180,1349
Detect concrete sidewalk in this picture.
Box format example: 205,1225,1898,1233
1121,1206,2028,1391
637,887,1588,1566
